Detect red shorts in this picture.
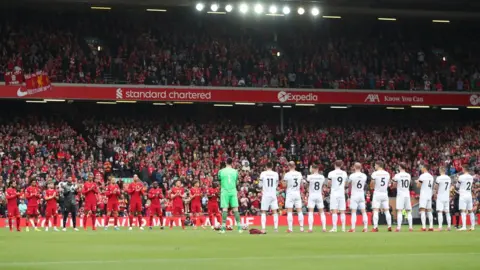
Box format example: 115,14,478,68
173,204,184,216
84,201,97,212
7,206,20,218
26,205,39,216
107,201,119,213
208,204,219,214
190,203,202,214
150,205,162,216
45,205,58,217
129,201,143,213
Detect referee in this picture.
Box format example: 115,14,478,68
60,177,79,231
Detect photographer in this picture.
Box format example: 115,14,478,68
60,177,79,231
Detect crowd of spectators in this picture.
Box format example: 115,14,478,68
2,8,480,91
0,104,478,219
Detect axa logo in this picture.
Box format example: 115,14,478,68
277,91,318,103
364,94,380,103
116,88,123,99
470,94,480,106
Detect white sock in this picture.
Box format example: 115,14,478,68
385,211,392,227
407,212,413,229
362,212,368,229
446,212,451,228
469,213,476,229
287,212,293,231
273,213,279,230
461,212,467,228
373,211,379,229
261,213,266,230
420,211,426,229
340,213,346,231
298,212,304,229
320,212,326,230
332,213,338,229
351,212,357,230
397,212,403,229
427,212,434,229
438,212,443,229
308,212,314,230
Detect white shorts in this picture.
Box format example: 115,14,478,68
459,196,473,211
349,194,366,210
372,193,389,209
261,195,279,211
285,193,302,209
330,194,346,211
419,195,432,209
396,195,412,210
436,199,450,212
307,195,324,209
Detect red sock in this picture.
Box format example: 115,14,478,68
83,215,88,229
53,215,58,227
195,216,201,227
159,216,163,227
209,214,215,227
16,217,21,230
34,219,38,227
129,215,134,227
113,214,118,226
216,213,221,225
181,217,185,229
8,218,13,230
137,215,142,227
104,216,109,227
91,214,96,229
169,217,173,228
149,216,154,227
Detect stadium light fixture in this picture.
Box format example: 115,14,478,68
282,6,291,15
91,6,111,10
239,3,248,14
386,107,404,110
322,15,341,19
283,105,292,108
254,4,264,14
207,11,226,14
296,104,315,107
225,4,233,12
432,20,450,23
26,100,47,103
96,101,117,105
196,3,205,11
378,17,396,21
330,106,348,109
411,105,430,109
210,4,219,12
311,7,320,16
116,100,137,103
441,107,459,110
174,101,194,104
44,99,65,102
153,103,166,106
297,7,305,15
214,104,233,107
235,102,255,105
467,106,480,109
273,105,281,108
146,9,167,12
269,5,277,14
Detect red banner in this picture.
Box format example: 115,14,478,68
4,70,24,85
0,83,478,106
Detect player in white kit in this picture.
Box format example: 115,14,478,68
283,161,304,233
306,164,326,232
327,160,348,232
259,162,280,233
392,162,413,232
456,164,475,231
416,163,434,231
370,161,392,232
347,162,368,232
434,167,451,231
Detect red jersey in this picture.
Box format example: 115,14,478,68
148,187,163,207
189,187,202,205
171,187,185,205
44,188,58,207
6,188,19,207
82,181,99,202
25,186,41,206
105,184,121,203
127,182,145,202
207,188,219,204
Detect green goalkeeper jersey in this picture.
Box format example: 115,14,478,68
218,167,238,193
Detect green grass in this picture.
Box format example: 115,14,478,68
0,226,478,270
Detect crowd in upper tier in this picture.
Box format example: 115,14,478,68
1,8,480,91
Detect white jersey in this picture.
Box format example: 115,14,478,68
284,171,303,195
307,173,325,197
435,175,451,201
393,172,411,195
328,169,348,197
457,173,474,197
259,170,279,197
348,172,367,197
418,172,434,197
371,170,391,193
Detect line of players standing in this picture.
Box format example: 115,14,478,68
259,160,476,233
4,173,223,232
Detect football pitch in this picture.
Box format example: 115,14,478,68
0,227,478,270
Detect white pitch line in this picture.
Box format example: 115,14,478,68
1,253,479,266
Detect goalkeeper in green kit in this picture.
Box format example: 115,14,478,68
218,157,243,233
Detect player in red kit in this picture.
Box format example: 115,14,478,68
25,179,41,232
6,181,21,232
82,173,99,230
44,182,59,231
147,181,164,230
190,181,204,229
127,174,145,230
207,182,221,229
104,176,121,230
170,180,186,229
